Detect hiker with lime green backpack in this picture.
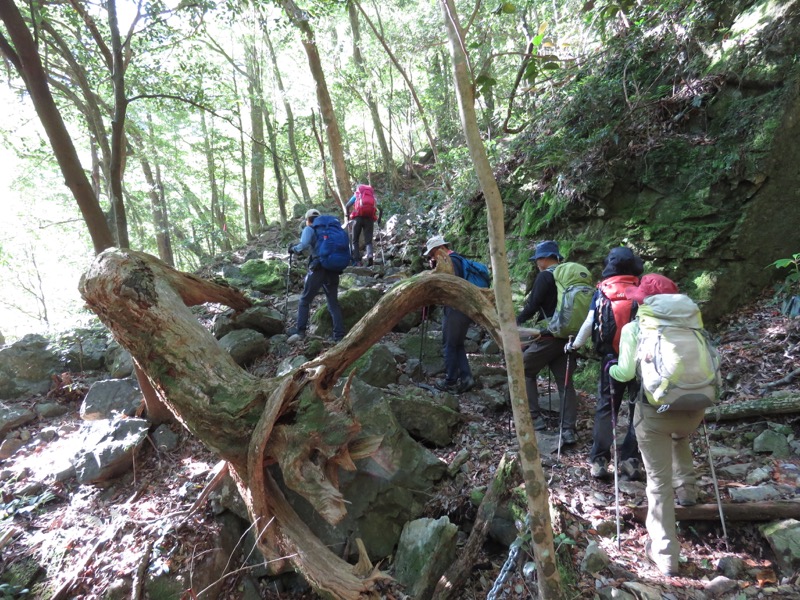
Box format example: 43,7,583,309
516,240,593,445
609,273,721,576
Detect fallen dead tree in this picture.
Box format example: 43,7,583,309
631,500,800,523
705,394,800,421
79,248,501,599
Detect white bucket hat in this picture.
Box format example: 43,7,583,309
424,235,449,257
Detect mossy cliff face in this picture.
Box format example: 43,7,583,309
456,0,800,323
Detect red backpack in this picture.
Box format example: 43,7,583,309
592,275,639,354
351,185,377,220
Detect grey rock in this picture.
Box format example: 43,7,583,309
0,334,60,399
0,437,25,460
745,466,773,485
476,388,507,412
704,575,739,597
276,355,308,377
620,582,664,600
72,418,150,484
151,425,179,452
351,344,398,388
729,484,781,503
717,555,746,579
754,429,790,458
107,347,134,379
218,328,267,365
60,328,108,371
36,402,69,419
581,540,611,574
481,338,501,354
760,519,800,575
597,587,636,600
388,388,460,447
394,516,458,600
718,462,753,479
80,378,142,420
0,404,36,440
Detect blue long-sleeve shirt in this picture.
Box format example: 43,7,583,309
291,225,317,257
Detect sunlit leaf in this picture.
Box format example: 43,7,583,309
532,33,544,46
537,21,548,35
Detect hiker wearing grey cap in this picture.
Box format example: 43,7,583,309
424,235,476,395
287,209,346,342
515,240,578,445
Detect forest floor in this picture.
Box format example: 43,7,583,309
1,284,799,598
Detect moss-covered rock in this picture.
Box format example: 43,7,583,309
238,259,285,294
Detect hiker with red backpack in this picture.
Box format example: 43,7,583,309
566,246,645,481
287,209,348,342
609,274,721,576
346,184,382,267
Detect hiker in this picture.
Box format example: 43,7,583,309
346,184,381,267
567,247,645,480
516,240,581,445
423,235,476,394
609,274,713,576
287,209,347,342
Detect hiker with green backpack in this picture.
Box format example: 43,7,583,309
516,241,593,445
609,274,721,576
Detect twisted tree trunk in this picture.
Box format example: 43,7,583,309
80,248,501,598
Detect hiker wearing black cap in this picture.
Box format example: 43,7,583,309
567,246,645,480
424,235,476,395
516,240,578,445
287,209,346,342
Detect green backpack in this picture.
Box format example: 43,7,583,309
547,262,593,338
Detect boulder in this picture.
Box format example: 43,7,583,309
387,387,460,447
312,287,382,337
213,306,285,339
393,516,458,600
0,404,36,441
80,378,142,420
106,342,134,378
349,344,398,388
0,334,60,399
59,327,108,371
238,259,285,294
217,329,267,365
760,519,800,576
280,378,447,563
72,418,150,484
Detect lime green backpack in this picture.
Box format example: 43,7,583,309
547,262,593,338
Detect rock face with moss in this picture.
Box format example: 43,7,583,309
455,0,800,323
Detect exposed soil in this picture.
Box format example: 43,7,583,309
1,284,798,599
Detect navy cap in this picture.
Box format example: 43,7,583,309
601,247,644,278
529,240,563,262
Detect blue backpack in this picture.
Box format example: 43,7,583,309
312,216,351,272
451,253,491,288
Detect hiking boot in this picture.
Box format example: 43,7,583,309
367,257,374,267
457,376,476,394
645,540,679,576
590,457,609,479
561,429,577,445
532,416,547,431
619,458,644,482
435,379,460,394
287,328,306,343
675,484,698,507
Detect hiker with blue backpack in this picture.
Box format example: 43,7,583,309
424,235,490,394
609,273,721,576
287,208,348,342
516,241,593,446
566,247,645,481
346,184,382,267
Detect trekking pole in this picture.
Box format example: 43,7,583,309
283,252,293,325
702,419,729,548
555,335,574,464
417,307,428,381
610,381,622,551
378,229,385,266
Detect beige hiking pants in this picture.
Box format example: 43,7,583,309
634,402,705,572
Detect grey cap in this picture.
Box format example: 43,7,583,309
304,208,321,219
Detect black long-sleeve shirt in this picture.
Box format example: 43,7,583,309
516,269,557,325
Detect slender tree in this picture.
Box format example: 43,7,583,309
278,0,350,213
0,0,114,254
439,0,563,597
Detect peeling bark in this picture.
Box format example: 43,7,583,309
80,248,502,598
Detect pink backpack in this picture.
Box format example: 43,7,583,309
352,185,377,220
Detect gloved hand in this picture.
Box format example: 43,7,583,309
564,341,575,354
287,244,295,255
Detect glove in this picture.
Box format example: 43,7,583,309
564,341,575,354
287,245,295,255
